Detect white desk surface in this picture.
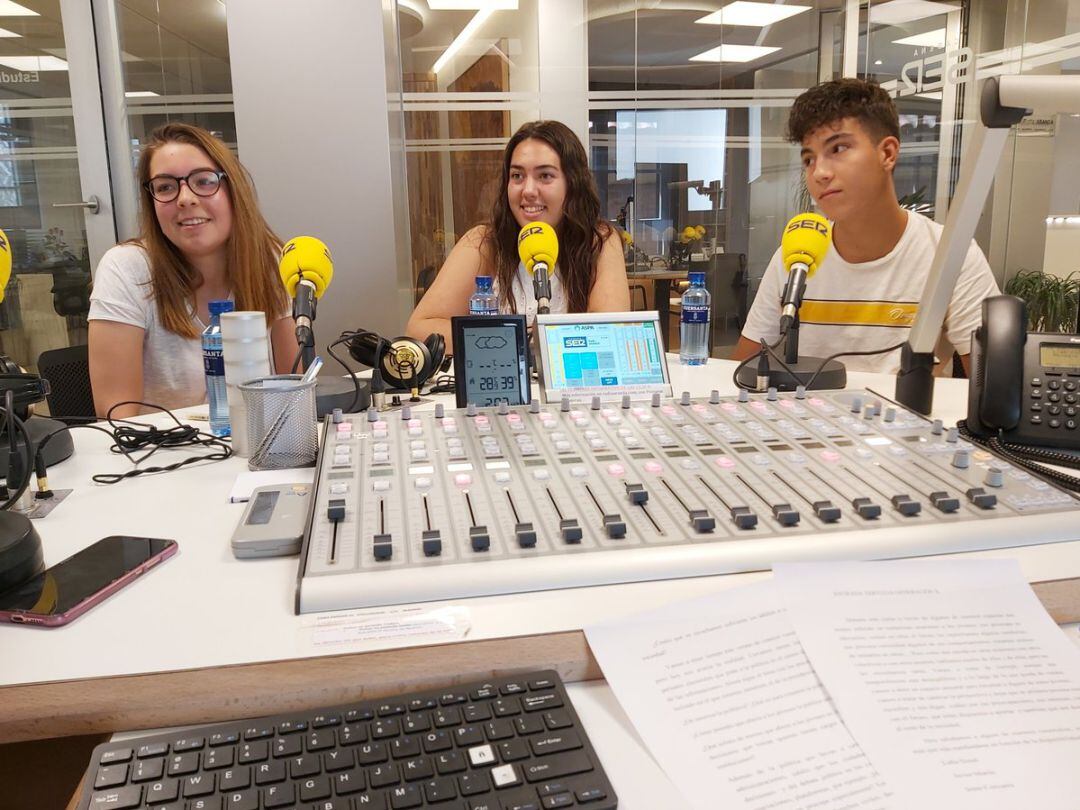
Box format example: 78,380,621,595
3,360,1079,689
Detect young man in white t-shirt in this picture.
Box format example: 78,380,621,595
733,78,999,374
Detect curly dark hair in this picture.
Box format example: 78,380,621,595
786,78,900,145
486,120,610,314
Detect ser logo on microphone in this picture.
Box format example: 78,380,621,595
785,217,829,237
518,225,546,243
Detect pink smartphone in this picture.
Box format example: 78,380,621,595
0,535,177,627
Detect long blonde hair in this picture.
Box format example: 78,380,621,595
134,123,286,338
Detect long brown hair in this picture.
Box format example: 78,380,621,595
486,120,610,313
134,123,286,338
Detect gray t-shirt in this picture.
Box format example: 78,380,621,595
88,243,212,411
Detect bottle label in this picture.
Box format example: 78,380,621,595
203,348,225,376
681,304,710,324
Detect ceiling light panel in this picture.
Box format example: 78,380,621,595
428,1,517,9
0,55,68,71
696,2,810,27
869,0,957,26
892,28,947,48
432,8,494,73
0,0,37,15
690,44,782,63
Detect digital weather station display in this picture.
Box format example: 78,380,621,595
545,321,664,389
462,324,526,406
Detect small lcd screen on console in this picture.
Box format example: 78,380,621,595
451,315,530,408
535,312,672,403
1040,343,1080,370
542,322,665,388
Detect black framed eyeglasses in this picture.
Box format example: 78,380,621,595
144,169,227,203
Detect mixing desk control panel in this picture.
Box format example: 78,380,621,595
296,389,1080,613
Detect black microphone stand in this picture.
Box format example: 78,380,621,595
291,285,369,416
735,300,846,391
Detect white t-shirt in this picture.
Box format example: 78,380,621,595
89,243,217,411
494,263,568,327
741,211,1000,373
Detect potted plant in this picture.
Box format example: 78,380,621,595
1004,269,1080,333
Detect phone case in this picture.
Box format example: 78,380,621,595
0,539,178,627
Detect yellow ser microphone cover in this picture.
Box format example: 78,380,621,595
517,222,559,276
279,236,334,297
0,228,11,303
780,212,831,278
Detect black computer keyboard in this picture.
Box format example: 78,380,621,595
77,670,617,810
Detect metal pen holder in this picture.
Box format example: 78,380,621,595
239,375,318,471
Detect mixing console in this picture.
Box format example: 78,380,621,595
295,389,1080,613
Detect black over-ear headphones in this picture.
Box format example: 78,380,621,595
0,356,49,419
347,331,446,392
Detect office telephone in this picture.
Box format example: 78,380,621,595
966,294,1080,451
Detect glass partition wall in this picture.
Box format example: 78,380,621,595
391,0,1080,356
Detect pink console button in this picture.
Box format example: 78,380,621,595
821,450,841,462
779,399,796,409
408,419,422,429
721,402,738,411
607,463,625,476
643,461,663,474
454,473,473,487
714,456,736,469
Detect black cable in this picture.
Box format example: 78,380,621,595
34,401,233,486
327,332,364,412
290,345,303,375
957,420,1080,493
1,405,34,511
801,340,909,390
731,336,784,391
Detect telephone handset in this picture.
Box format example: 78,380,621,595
967,295,1080,450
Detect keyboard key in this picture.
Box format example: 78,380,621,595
358,741,389,765
439,691,468,706
389,783,423,809
421,730,452,753
493,698,522,717
167,752,200,777
273,736,302,758
188,798,220,810
435,750,467,775
182,772,215,797
514,716,545,736
262,782,296,809
403,712,431,733
458,771,491,796
577,786,608,802
172,736,204,752
468,744,496,767
144,778,179,804
464,703,492,722
132,758,164,782
312,713,342,728
369,762,401,788
391,735,420,759
498,739,531,762
433,707,462,728
543,710,574,730
312,800,351,810
237,741,268,764
402,756,434,781
203,747,233,769
345,707,375,723
372,718,402,739
94,763,127,789
542,793,574,808
299,775,332,801
339,723,368,745
484,719,515,741
522,693,563,713
323,748,355,772
500,681,527,695
334,767,366,794
378,701,407,717
528,678,555,691
351,790,387,808
308,730,336,751
222,789,258,810
470,684,498,700
409,698,438,712
523,751,593,783
403,778,443,806
88,786,141,809
219,766,251,791
254,759,285,785
491,763,521,788
454,725,484,746
99,748,132,765
289,753,320,778
209,731,239,746
530,731,583,756
276,719,308,734
138,742,168,758
243,725,274,741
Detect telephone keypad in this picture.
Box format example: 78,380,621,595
1049,419,1062,429
1048,392,1062,403
1031,389,1043,399
1031,415,1043,425
1049,379,1062,390
1030,377,1042,387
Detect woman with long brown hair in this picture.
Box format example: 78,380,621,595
407,120,629,351
88,123,294,417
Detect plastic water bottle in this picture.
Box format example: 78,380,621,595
679,271,710,365
203,299,234,436
469,275,497,316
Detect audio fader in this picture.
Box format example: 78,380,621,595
295,388,1080,613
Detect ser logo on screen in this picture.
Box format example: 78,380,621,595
563,336,588,348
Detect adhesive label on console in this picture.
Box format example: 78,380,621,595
301,605,471,648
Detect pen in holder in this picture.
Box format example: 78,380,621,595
239,374,318,471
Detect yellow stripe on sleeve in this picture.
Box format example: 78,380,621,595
799,300,919,327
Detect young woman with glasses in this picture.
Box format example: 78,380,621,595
407,120,629,353
88,123,294,417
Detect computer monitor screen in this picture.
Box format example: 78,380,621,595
535,312,672,403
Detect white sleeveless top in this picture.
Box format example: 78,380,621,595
494,263,568,327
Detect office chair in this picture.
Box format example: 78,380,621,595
37,344,96,423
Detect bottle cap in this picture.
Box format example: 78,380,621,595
475,275,493,292
688,272,706,285
209,300,235,316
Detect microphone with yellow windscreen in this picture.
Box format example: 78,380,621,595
278,235,334,363
0,227,11,303
517,222,559,314
779,213,831,333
